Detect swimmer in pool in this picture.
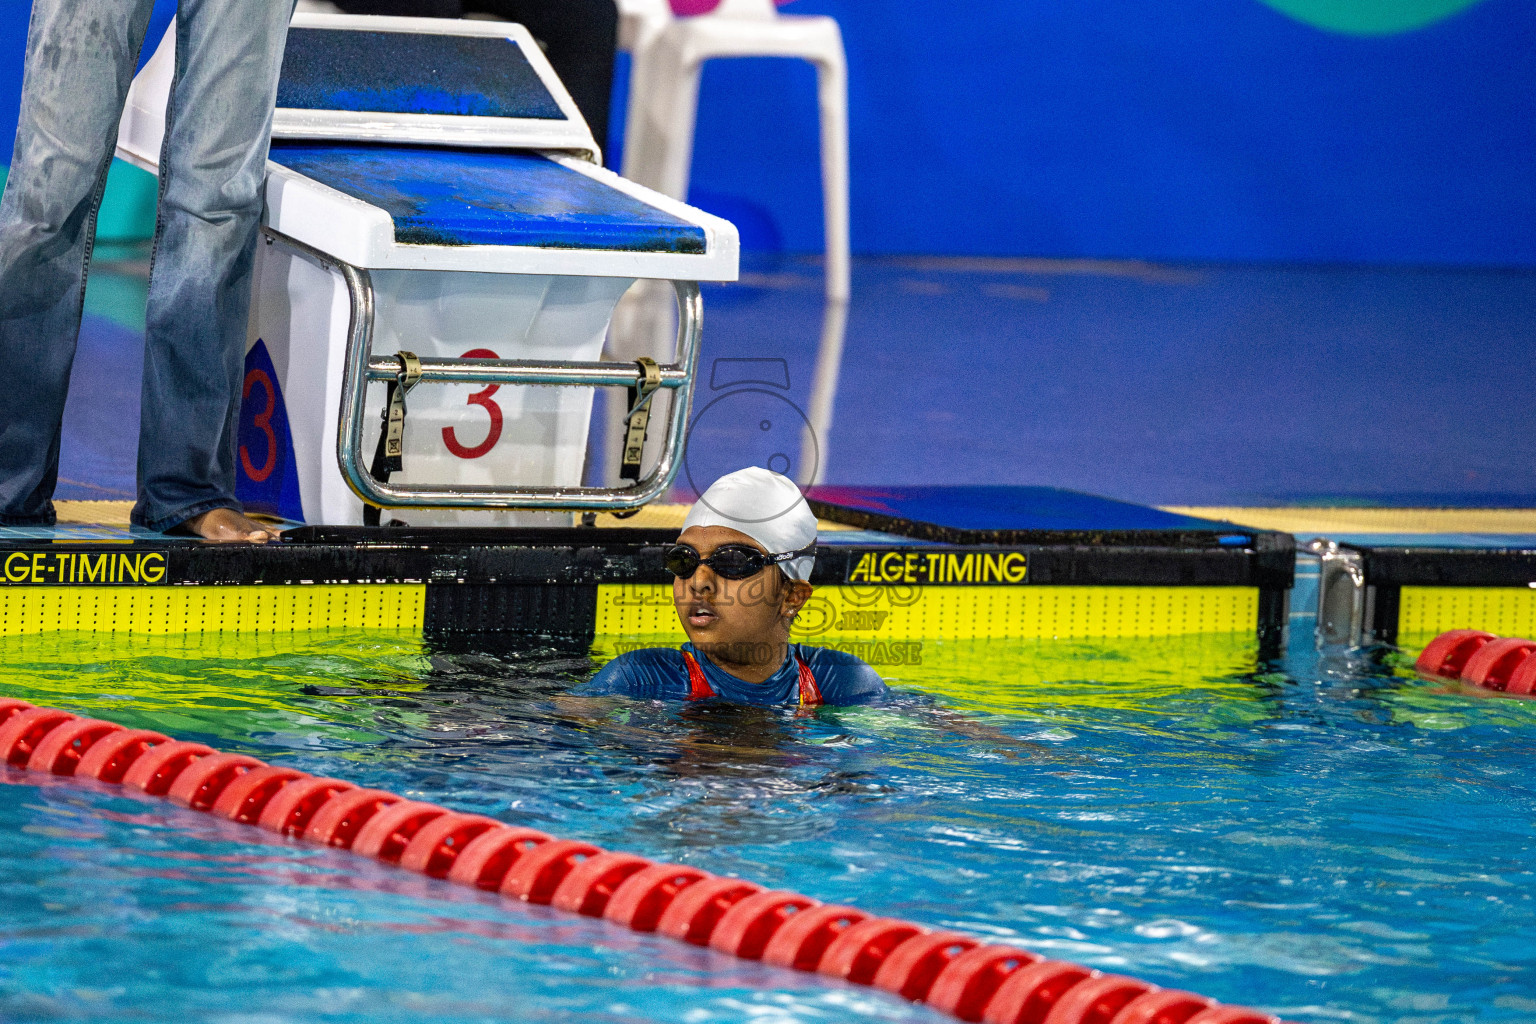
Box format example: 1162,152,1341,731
585,467,887,708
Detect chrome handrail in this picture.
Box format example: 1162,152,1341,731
265,229,703,512
363,356,691,389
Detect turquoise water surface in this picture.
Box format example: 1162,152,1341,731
1,630,1533,1023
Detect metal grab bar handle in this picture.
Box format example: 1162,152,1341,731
264,228,708,512
363,357,691,390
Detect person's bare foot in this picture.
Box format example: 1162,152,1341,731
182,507,282,543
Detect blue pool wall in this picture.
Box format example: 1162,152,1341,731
2,0,1535,262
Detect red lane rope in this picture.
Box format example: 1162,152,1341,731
1416,629,1536,695
0,700,1294,1024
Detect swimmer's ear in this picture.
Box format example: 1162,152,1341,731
781,579,813,619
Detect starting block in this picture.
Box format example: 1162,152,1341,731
116,14,738,526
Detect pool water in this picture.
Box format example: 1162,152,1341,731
1,629,1533,1023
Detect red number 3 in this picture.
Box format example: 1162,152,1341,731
241,368,277,482
442,347,504,459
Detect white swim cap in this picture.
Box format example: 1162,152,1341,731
681,467,817,581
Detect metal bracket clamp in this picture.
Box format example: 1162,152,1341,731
363,351,423,526
1308,537,1366,647
379,351,423,474
620,357,663,482
262,230,705,513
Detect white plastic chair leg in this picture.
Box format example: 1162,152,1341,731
625,16,849,299
812,34,850,303
622,31,705,201
611,37,702,479
798,296,848,485
654,52,706,200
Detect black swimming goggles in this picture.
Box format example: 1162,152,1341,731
663,542,816,581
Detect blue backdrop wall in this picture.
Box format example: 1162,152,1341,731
3,0,1533,262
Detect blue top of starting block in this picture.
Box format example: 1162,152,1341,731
268,142,708,253
278,29,564,120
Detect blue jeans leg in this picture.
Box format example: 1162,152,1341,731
132,0,294,531
0,0,158,526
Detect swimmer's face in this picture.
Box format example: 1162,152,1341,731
672,525,811,656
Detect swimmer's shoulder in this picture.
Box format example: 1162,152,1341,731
796,644,890,705
584,647,691,700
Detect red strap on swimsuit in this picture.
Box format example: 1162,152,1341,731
682,649,822,707
795,653,823,707
682,650,713,701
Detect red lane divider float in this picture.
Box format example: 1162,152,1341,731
1416,629,1536,695
0,700,1296,1024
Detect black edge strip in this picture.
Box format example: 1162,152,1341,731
1366,583,1401,647
1350,544,1536,588
0,529,1296,589
1258,586,1287,661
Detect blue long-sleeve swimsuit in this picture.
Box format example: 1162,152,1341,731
584,643,887,707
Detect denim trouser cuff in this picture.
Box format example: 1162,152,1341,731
0,507,56,527
132,498,242,534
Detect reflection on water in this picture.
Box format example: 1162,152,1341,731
1,629,1534,1023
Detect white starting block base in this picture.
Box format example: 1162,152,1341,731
248,242,634,526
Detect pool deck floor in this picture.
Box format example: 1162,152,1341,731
63,245,1536,512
